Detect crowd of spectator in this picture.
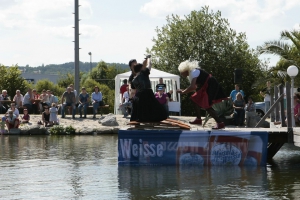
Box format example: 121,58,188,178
0,84,105,132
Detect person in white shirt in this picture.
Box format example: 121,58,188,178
91,86,103,118
13,90,24,109
119,87,132,117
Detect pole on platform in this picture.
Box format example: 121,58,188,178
274,86,280,121
279,85,286,127
285,82,294,143
74,0,80,100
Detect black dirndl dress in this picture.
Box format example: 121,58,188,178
130,68,168,122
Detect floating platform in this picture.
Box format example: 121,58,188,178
127,118,191,130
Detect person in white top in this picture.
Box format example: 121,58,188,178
13,90,24,109
260,81,271,117
39,89,50,112
119,87,132,117
6,103,20,118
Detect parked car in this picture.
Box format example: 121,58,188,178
254,102,265,117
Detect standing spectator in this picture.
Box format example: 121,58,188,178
22,88,33,114
21,109,30,123
156,78,166,92
49,103,58,125
61,87,76,119
245,96,256,127
6,103,19,118
78,87,90,118
260,81,271,117
0,90,11,112
91,86,103,119
233,92,245,126
230,84,245,101
13,90,24,109
119,87,132,117
155,87,169,117
6,110,19,132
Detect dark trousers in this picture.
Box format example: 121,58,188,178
194,103,222,123
234,109,245,126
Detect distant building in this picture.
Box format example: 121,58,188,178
21,73,60,84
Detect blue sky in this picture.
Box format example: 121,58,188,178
0,0,299,67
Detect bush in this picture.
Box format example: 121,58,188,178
49,125,76,135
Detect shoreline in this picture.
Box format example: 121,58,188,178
1,114,271,135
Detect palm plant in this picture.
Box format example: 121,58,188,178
258,29,300,67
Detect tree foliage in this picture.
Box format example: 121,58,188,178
0,65,31,98
150,7,263,115
34,79,65,97
258,29,300,86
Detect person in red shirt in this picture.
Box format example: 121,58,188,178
120,79,128,102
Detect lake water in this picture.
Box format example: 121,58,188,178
1,135,300,200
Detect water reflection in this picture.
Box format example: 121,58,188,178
1,136,300,199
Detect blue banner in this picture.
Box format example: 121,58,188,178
118,130,268,166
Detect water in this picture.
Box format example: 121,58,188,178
1,135,300,200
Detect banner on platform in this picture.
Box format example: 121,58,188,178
118,130,268,166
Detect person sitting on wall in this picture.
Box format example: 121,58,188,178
39,89,50,112
5,110,19,132
61,87,76,119
91,86,104,119
0,90,11,113
245,96,256,127
78,87,90,118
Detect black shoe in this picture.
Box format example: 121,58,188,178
80,116,83,118
72,117,75,119
83,116,86,118
93,115,96,119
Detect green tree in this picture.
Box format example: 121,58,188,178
258,29,300,86
57,73,75,89
150,6,263,115
34,79,65,98
0,65,31,98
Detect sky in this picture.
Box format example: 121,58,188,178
0,0,299,67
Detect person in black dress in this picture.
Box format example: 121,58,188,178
130,56,168,122
176,60,228,129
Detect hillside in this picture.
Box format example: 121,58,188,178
18,62,128,75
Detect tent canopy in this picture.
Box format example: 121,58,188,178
114,68,181,115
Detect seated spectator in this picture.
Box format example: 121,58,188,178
78,87,90,118
13,90,24,109
91,86,104,119
233,92,245,126
155,78,166,92
6,103,20,118
119,87,132,117
69,84,77,98
49,103,59,125
42,107,51,127
0,90,11,113
61,87,76,119
21,109,30,123
48,90,58,105
155,86,169,117
230,84,245,101
32,89,40,114
245,96,256,127
120,79,128,98
5,110,19,132
39,89,50,112
22,88,33,114
166,90,173,101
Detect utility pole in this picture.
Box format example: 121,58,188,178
88,52,92,73
74,0,80,100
